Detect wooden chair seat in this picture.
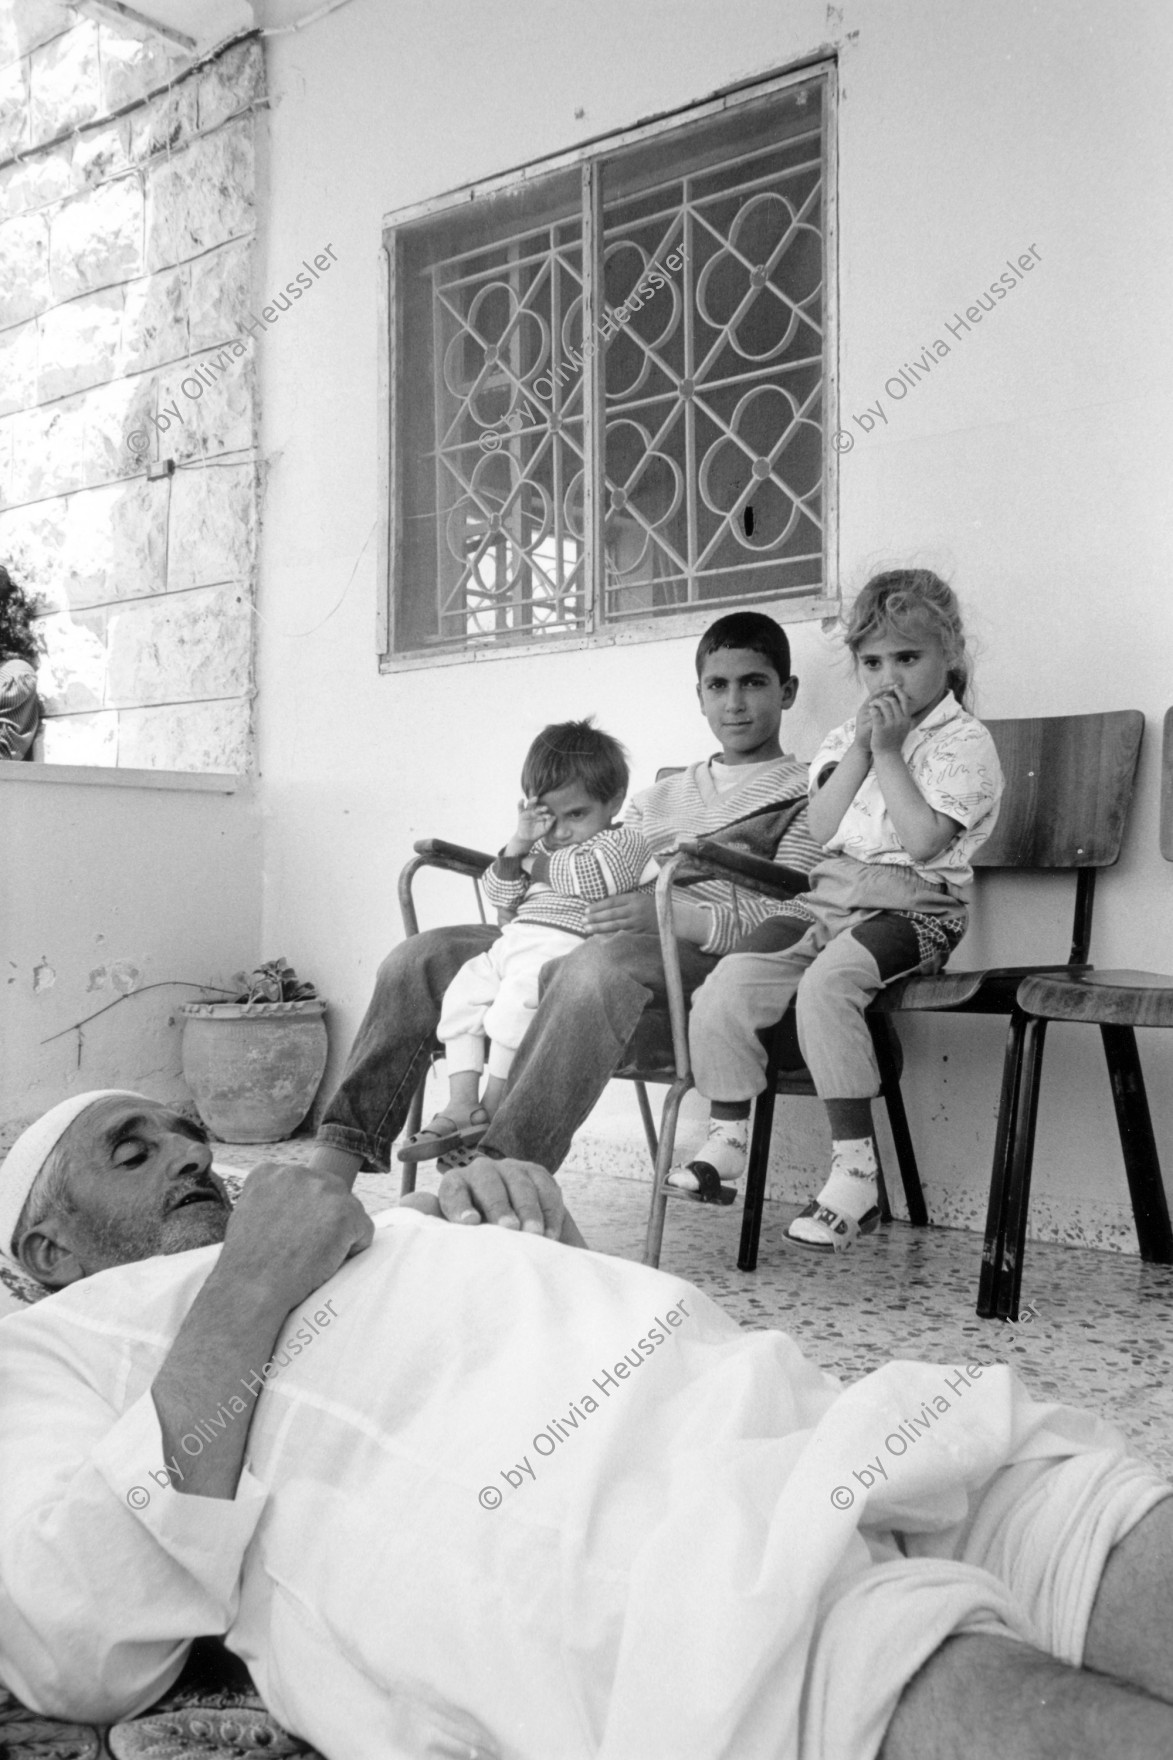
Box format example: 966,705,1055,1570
614,1008,806,1083
876,964,1088,1015
1018,969,1173,1029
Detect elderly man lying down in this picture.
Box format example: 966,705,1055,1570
2,1093,1173,1760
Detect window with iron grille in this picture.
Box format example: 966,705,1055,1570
379,65,835,665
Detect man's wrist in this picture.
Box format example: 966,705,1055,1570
200,1251,304,1328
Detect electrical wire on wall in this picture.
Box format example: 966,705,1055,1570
259,0,359,39
191,0,362,71
40,982,238,1047
250,517,378,639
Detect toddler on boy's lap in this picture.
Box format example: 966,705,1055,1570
400,719,656,1163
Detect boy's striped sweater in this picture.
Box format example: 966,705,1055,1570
624,756,823,955
483,825,658,938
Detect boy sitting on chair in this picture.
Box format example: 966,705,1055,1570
400,719,657,1162
313,611,823,1190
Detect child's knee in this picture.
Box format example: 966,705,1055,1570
546,936,612,997
796,946,877,1023
689,961,746,1036
553,933,656,1002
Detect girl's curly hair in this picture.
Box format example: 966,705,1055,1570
844,568,971,708
0,566,44,668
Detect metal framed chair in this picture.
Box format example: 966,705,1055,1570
395,836,497,1163
872,710,1148,1317
991,709,1173,1318
638,837,925,1270
393,828,927,1268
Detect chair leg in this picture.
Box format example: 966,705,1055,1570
642,1077,692,1269
873,1142,893,1225
991,1015,1048,1320
398,1067,428,1197
1100,1024,1173,1263
634,1081,659,1165
738,1024,784,1273
869,1016,928,1227
977,1006,1028,1318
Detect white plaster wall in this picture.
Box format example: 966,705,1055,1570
0,771,262,1140
251,0,1173,1247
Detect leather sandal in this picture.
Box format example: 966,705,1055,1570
784,1200,881,1253
437,1141,501,1173
398,1109,490,1164
665,1159,738,1206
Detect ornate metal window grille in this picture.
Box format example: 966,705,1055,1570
382,68,833,660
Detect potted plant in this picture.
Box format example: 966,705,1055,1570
179,960,329,1143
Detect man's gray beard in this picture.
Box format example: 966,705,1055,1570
79,1200,230,1270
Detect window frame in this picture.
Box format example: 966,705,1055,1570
377,58,839,673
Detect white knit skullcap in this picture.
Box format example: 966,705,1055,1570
0,1090,143,1266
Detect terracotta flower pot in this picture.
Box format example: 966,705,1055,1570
180,999,328,1144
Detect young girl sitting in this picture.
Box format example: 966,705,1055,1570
400,718,656,1163
668,569,1004,1251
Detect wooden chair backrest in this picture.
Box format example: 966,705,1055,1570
976,711,1144,871
1155,707,1162,858
659,715,1144,872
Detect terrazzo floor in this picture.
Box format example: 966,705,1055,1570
214,1139,1173,1480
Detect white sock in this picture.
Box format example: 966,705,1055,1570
668,1117,749,1190
814,1136,879,1221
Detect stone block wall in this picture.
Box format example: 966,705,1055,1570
0,9,262,772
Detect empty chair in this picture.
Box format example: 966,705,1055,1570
996,708,1173,1317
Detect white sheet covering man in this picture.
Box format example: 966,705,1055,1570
2,1092,1173,1760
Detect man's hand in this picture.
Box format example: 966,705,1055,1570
416,1156,567,1238
221,1161,373,1314
584,891,659,935
504,796,553,856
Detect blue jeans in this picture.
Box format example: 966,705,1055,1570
316,928,726,1172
